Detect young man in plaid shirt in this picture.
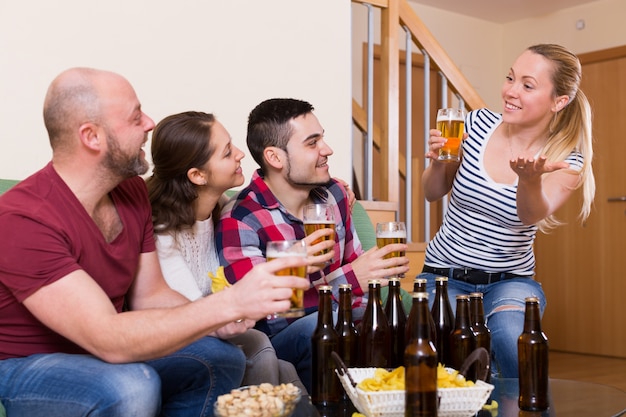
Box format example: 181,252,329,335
216,98,409,392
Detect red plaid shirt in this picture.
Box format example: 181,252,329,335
216,170,366,317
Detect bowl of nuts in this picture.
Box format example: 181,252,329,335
214,382,301,417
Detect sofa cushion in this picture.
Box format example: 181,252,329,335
0,179,19,195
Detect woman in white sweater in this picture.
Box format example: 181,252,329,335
145,111,305,392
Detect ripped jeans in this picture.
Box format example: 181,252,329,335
418,272,546,378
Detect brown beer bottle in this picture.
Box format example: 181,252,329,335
431,276,454,366
413,278,427,293
312,285,340,406
404,292,438,417
335,284,358,402
385,277,407,368
406,278,437,350
359,279,390,367
518,296,549,411
449,295,474,371
469,292,491,382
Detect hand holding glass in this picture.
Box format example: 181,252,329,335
303,203,336,268
436,108,466,162
376,221,407,277
266,239,308,318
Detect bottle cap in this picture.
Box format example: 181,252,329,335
435,276,448,282
338,283,352,290
319,285,332,291
469,292,484,298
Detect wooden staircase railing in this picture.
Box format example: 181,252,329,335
351,0,487,246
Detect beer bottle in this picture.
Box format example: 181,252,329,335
413,278,427,293
359,279,390,367
404,292,438,417
469,292,491,382
335,284,358,402
385,277,407,368
518,296,549,411
312,285,340,406
413,278,437,343
449,295,474,372
431,276,454,366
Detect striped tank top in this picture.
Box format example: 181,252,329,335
424,108,583,275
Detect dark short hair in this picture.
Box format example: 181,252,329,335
246,98,314,172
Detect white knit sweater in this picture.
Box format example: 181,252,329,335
155,218,221,301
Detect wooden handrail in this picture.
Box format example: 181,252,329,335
352,0,389,8
398,1,486,109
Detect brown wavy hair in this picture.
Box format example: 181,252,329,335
146,111,217,234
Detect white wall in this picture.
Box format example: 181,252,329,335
502,0,626,71
2,0,625,184
0,0,353,185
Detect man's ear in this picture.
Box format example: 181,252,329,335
263,146,284,170
78,122,101,151
187,167,207,186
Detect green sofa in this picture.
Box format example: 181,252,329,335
0,179,18,195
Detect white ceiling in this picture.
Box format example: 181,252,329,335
409,0,603,23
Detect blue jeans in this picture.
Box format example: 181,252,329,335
418,272,546,379
0,337,246,417
265,312,318,395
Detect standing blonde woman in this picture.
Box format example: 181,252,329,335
419,44,594,378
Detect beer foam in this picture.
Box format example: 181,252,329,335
376,230,407,238
266,250,307,258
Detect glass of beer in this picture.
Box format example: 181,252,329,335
376,221,407,277
303,203,336,268
266,239,308,318
436,108,466,162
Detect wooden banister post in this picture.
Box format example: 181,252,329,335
380,0,400,203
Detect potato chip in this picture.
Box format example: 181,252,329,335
210,267,231,293
436,363,475,388
357,366,405,391
357,364,475,391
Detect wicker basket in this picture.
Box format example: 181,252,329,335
335,367,494,417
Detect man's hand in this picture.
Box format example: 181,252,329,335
224,256,310,321
350,243,410,291
212,319,256,339
302,228,335,273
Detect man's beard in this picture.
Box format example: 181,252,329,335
284,155,329,188
103,130,149,179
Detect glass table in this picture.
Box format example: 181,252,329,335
294,378,626,417
481,378,626,417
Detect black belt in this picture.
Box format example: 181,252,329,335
422,265,525,285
